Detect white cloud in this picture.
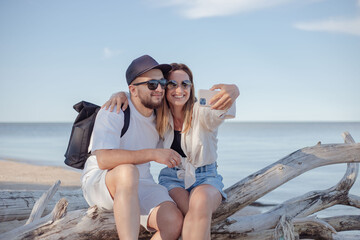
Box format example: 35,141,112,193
150,0,360,37
294,17,360,36
150,0,291,19
102,47,122,59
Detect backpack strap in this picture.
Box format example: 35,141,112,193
121,106,130,137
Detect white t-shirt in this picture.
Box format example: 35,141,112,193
88,95,160,178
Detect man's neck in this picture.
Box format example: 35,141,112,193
130,95,153,117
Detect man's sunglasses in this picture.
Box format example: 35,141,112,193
166,80,192,90
132,79,167,90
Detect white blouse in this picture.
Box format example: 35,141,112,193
162,101,236,188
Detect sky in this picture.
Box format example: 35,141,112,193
0,0,359,122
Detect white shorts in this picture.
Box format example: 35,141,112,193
81,156,174,231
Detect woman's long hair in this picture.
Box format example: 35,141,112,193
156,63,195,138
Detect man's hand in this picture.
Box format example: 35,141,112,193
101,92,129,114
153,149,181,168
209,84,240,110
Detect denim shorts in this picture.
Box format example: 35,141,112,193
158,162,227,200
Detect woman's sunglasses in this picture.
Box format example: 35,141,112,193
132,79,167,90
166,80,192,90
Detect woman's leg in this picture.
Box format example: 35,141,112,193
169,187,190,215
182,184,222,240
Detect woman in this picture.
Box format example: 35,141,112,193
104,63,239,239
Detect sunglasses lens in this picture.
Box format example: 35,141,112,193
167,80,177,90
146,79,167,90
181,80,192,89
159,79,167,88
147,80,158,90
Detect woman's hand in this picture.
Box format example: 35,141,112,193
209,84,240,110
101,92,129,113
152,149,181,168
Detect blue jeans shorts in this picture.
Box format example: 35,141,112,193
158,162,227,200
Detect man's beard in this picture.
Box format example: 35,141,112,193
139,94,163,109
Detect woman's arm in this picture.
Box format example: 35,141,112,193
209,84,240,110
101,92,129,113
197,84,239,131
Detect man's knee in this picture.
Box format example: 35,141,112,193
107,164,139,193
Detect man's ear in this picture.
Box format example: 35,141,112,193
129,85,137,97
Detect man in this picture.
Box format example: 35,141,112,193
81,55,183,240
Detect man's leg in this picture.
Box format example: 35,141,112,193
147,201,183,240
182,184,222,240
106,164,140,240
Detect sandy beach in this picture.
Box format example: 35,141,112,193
0,159,81,190
0,160,82,234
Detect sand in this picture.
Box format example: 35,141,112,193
0,160,82,233
0,159,81,190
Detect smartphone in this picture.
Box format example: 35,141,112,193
198,89,218,107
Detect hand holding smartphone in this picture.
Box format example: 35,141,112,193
198,89,218,107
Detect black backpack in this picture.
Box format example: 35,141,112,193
64,101,130,169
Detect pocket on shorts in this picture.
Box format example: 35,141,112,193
158,167,173,184
159,167,178,178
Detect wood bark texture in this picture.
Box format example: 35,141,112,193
1,132,360,240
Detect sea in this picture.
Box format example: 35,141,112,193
1,122,360,218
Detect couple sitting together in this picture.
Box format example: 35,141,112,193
81,54,239,240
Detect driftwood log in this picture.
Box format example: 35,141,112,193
1,132,360,239
0,189,86,223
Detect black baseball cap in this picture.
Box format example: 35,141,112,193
126,55,172,85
